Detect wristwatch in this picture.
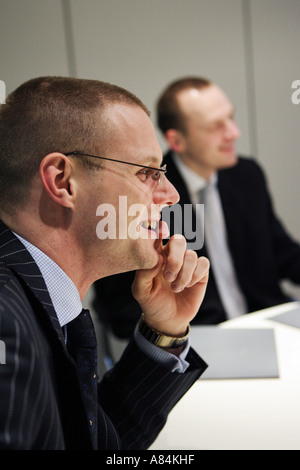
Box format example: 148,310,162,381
138,314,190,348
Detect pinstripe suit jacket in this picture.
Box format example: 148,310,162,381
0,221,207,450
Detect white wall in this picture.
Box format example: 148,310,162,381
1,0,299,296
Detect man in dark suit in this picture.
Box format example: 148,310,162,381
93,76,300,337
0,76,209,449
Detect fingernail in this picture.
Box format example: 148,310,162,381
171,283,182,292
164,271,176,282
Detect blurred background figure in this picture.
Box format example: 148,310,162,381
93,77,300,339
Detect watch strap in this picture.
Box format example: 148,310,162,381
138,314,190,348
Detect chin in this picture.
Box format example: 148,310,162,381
221,154,238,168
136,245,159,271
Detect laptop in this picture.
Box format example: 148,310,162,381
190,326,279,380
269,305,300,329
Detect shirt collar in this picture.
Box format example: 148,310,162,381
14,234,82,327
172,152,217,203
173,152,207,194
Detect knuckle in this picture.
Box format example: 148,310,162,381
185,249,198,262
167,253,182,269
199,256,210,270
171,234,186,247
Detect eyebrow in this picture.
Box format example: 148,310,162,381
66,151,163,170
122,155,163,171
142,156,164,168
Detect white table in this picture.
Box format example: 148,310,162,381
150,302,300,450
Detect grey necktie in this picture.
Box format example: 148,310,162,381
201,181,247,319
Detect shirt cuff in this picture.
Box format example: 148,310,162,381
134,324,191,373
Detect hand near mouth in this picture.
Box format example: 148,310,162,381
132,230,210,341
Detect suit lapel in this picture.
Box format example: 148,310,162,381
0,220,65,346
163,151,207,256
0,220,94,448
218,166,245,255
164,150,193,207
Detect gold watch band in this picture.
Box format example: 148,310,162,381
138,314,190,348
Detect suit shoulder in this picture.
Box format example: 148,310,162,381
162,150,172,164
222,156,266,183
237,156,263,172
0,261,49,364
0,262,31,314
0,262,15,290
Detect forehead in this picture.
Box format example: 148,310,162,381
101,103,162,165
177,85,234,124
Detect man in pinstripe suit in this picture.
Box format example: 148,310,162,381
0,76,209,450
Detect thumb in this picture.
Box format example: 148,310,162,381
153,219,169,256
132,254,164,300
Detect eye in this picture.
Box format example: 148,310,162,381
137,168,156,182
152,170,161,182
208,121,223,132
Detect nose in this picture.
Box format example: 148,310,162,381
225,119,240,140
153,175,180,207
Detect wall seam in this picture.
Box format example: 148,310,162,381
241,0,259,158
61,0,77,77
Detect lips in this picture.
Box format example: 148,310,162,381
220,145,234,152
140,220,158,231
140,220,169,239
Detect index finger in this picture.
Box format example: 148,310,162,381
161,234,187,282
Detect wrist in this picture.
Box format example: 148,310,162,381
138,314,190,349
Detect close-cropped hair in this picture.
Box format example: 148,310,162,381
156,76,211,134
0,76,149,213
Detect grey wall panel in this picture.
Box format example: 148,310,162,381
70,0,250,154
250,0,300,296
0,0,69,94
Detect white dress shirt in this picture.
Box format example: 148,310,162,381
173,153,247,319
15,234,82,327
15,233,190,372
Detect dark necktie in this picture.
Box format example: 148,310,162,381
66,309,121,449
66,309,98,448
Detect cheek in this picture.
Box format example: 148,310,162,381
187,129,208,151
95,194,152,242
122,196,153,238
201,135,220,154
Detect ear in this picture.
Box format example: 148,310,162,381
39,153,76,209
165,129,186,153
